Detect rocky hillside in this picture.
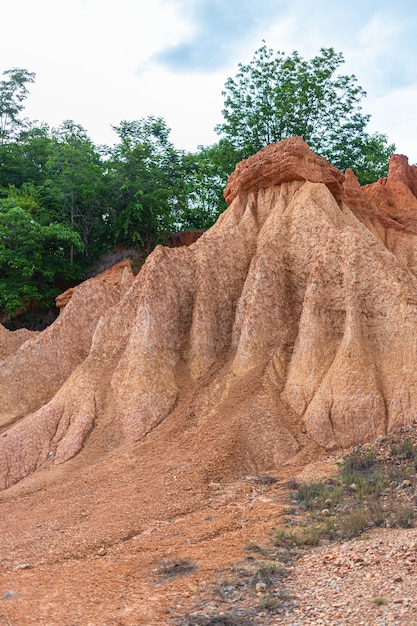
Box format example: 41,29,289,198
1,137,417,491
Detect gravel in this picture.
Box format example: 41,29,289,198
273,527,417,625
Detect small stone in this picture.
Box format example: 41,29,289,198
321,508,330,516
349,483,357,491
97,547,107,556
14,563,33,571
1,591,18,600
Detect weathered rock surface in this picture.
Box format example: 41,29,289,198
1,137,417,490
0,324,36,360
0,260,133,487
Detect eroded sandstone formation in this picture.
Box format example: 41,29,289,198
0,324,36,360
1,137,417,490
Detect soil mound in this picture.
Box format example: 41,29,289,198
2,137,417,625
1,137,417,492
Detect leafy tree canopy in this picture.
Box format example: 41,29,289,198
0,68,35,144
0,195,83,316
42,120,109,261
180,139,240,229
109,116,188,249
216,45,395,181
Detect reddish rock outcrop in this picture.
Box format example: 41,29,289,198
1,137,417,491
363,154,417,232
0,324,36,360
55,287,76,312
0,260,133,485
224,136,345,204
166,230,204,247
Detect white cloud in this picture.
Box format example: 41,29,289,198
367,84,417,163
152,0,287,71
0,0,416,163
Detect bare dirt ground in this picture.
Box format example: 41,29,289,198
2,420,417,626
0,447,297,624
0,392,325,626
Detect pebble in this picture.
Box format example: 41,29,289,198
273,527,417,625
14,563,33,571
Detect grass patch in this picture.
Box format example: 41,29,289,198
252,475,277,485
388,503,415,528
157,558,196,579
244,541,265,554
258,593,280,612
254,561,289,585
290,479,344,512
275,525,325,547
341,448,377,474
177,611,255,625
278,441,417,549
390,438,417,462
177,436,417,626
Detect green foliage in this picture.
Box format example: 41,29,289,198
290,479,344,511
341,448,377,473
0,124,55,192
178,612,253,626
257,593,280,612
0,197,83,315
339,449,385,499
390,438,417,462
0,68,35,144
109,116,187,249
350,132,396,185
42,120,110,261
216,44,394,181
181,139,241,228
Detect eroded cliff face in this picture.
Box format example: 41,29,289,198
0,325,36,360
1,137,417,490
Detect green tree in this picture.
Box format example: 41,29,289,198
109,116,186,250
180,139,241,229
0,124,55,193
0,68,35,144
42,120,108,262
351,132,396,185
216,45,394,181
0,197,83,316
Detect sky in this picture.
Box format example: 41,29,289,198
1,0,417,164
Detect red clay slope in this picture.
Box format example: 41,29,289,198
1,137,417,491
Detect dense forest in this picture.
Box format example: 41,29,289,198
0,47,396,327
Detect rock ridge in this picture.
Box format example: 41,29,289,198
1,138,417,490
224,136,345,204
